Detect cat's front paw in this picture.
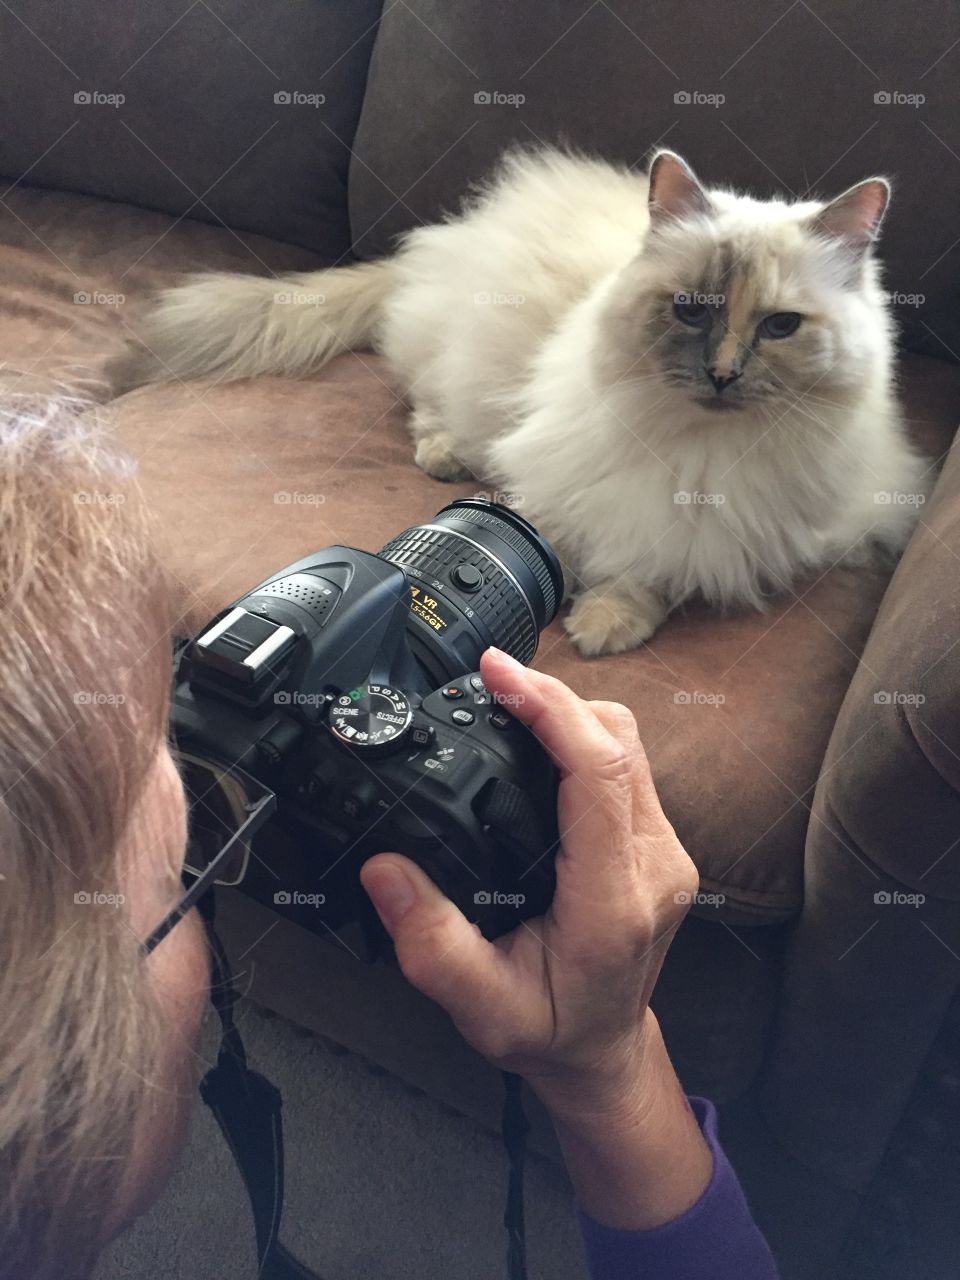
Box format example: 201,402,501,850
564,586,666,657
413,433,473,481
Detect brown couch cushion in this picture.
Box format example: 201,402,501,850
1,188,958,924
803,426,960,903
0,0,382,259
350,0,960,363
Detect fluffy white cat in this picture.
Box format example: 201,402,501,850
125,148,927,655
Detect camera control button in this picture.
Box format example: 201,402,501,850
393,810,437,840
468,675,485,693
441,685,464,700
451,708,475,726
451,563,483,592
489,709,514,731
411,726,433,747
341,792,369,821
408,741,477,784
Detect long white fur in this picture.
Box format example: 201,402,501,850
130,148,927,655
130,261,395,383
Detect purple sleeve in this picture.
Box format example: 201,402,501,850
576,1097,779,1279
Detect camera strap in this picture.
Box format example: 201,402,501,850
199,920,321,1279
501,1071,530,1280
198,915,531,1280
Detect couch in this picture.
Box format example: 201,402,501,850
2,3,959,1277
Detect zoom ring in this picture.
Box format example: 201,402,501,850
443,505,558,621
380,528,537,663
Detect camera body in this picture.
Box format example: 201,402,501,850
171,501,563,945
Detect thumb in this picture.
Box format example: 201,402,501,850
360,853,504,1026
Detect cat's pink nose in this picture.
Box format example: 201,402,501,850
706,367,741,394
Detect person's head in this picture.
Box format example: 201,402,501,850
0,398,207,1280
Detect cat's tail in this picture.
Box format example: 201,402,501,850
113,259,397,390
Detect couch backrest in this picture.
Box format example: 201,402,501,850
0,0,383,263
350,0,960,362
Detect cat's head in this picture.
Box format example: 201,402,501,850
599,151,893,419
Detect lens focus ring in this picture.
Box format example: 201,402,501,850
443,504,558,621
380,526,538,663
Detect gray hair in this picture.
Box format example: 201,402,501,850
0,398,174,1278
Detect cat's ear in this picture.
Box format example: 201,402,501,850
648,151,712,226
813,178,891,257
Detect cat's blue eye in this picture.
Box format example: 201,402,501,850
673,298,709,327
759,312,802,339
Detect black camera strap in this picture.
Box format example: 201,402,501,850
501,1071,530,1280
198,913,530,1280
200,920,321,1279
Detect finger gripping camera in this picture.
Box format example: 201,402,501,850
171,500,564,946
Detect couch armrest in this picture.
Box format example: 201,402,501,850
760,432,960,1190
803,434,960,900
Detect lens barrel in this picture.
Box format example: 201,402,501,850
379,499,564,668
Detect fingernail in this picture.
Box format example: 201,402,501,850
364,862,417,932
485,646,523,671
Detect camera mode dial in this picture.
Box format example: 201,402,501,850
328,683,414,753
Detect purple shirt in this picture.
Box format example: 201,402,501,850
577,1098,779,1279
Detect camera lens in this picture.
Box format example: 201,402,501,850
379,499,564,672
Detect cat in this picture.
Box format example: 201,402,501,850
122,148,928,656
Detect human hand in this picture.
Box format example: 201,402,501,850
360,646,700,1113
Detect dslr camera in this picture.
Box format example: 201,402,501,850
171,500,563,946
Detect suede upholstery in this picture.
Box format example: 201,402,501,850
765,428,960,1189
0,0,382,260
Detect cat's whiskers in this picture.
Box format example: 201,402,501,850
611,371,671,388
788,390,864,415
754,405,833,496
